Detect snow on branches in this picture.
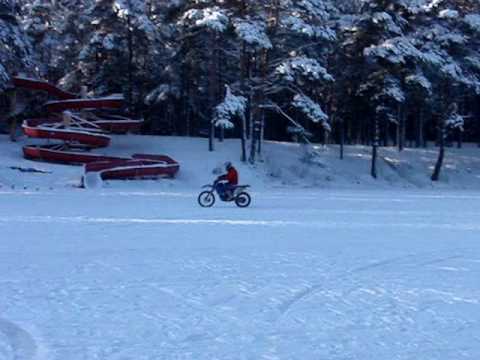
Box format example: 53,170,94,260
112,0,156,39
181,7,228,32
370,12,402,35
464,14,480,33
364,37,423,65
358,74,405,110
446,112,464,131
292,94,330,131
381,78,406,103
0,4,34,89
445,103,464,132
438,9,459,20
406,73,432,93
0,63,8,86
281,16,335,40
296,0,331,21
213,86,246,129
441,63,463,80
234,20,272,49
276,56,334,83
113,0,145,18
145,84,179,105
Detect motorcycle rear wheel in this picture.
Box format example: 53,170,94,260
235,192,251,208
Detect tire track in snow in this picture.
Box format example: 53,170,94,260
416,255,463,267
276,284,319,316
275,254,418,319
347,254,420,273
0,318,37,360
1,216,480,231
275,252,458,320
0,215,301,227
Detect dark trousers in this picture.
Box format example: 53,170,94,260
216,182,235,199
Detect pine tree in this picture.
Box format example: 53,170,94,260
0,0,34,89
77,0,157,106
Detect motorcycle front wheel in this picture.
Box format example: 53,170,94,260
198,191,216,208
235,192,251,208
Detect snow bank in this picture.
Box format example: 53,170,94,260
0,135,479,191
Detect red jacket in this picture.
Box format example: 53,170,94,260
219,167,238,185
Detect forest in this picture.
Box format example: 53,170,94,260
1,0,479,179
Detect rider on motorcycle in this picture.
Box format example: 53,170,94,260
216,162,238,200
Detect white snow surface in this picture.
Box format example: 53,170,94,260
0,135,480,359
1,134,480,190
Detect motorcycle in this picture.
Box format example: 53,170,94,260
198,181,251,208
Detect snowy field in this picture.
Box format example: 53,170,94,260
1,188,480,360
0,134,480,359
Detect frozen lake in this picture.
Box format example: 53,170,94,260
0,189,479,359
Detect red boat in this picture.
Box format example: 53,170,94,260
94,119,143,134
13,77,76,100
84,155,180,180
22,119,111,148
45,97,124,113
23,144,127,165
15,77,180,181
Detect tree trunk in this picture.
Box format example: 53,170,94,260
8,89,17,142
416,110,424,148
393,120,398,147
249,103,259,163
241,114,247,162
127,15,133,106
258,111,265,156
217,45,224,143
239,40,248,162
397,104,404,152
340,117,345,160
179,44,189,136
218,125,225,142
423,113,428,148
371,143,378,179
400,105,406,151
209,121,215,152
361,117,367,145
249,49,267,163
431,124,445,181
185,102,191,137
208,34,217,152
371,116,380,179
382,119,388,147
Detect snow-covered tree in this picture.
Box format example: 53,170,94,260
7,0,480,181
77,0,158,105
410,0,480,180
0,0,34,89
173,1,233,150
213,85,247,160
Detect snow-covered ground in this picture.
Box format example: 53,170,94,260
0,135,480,359
1,189,480,359
1,134,480,191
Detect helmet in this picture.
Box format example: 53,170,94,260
225,161,232,170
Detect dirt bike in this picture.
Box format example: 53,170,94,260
198,181,251,208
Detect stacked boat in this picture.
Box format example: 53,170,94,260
14,77,180,183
